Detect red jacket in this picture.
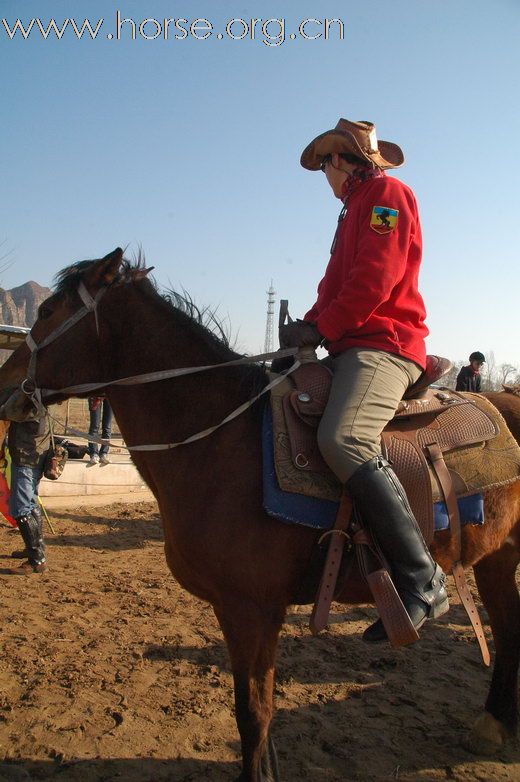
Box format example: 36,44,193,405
305,175,428,369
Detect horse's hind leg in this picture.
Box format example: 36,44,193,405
470,522,520,751
215,599,284,782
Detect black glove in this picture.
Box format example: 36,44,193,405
279,320,323,349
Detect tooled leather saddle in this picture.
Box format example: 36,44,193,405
277,351,500,544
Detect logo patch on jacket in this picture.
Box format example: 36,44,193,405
370,206,399,234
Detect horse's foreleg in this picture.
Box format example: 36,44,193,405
215,600,284,782
470,527,520,752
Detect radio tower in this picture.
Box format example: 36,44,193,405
264,280,276,354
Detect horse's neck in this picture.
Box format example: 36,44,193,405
108,297,233,377
104,294,252,448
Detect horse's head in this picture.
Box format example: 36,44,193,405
0,247,152,422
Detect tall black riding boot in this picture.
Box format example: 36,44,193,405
12,505,44,559
346,456,449,644
31,504,44,543
11,510,46,574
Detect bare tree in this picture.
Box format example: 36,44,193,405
498,363,518,386
481,350,497,391
444,360,464,390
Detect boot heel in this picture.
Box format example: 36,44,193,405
430,595,449,619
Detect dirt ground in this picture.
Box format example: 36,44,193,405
0,501,518,782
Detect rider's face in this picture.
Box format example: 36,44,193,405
323,153,354,199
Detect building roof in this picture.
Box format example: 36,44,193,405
0,323,29,351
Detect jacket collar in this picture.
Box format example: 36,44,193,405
341,166,385,206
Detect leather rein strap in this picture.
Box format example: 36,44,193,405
426,443,491,666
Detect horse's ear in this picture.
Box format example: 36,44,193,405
87,248,124,288
132,266,155,281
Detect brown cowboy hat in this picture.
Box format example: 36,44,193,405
300,118,404,171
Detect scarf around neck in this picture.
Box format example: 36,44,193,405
341,165,385,206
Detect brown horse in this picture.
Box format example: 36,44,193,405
0,248,519,781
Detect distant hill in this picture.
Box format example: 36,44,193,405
0,281,52,327
0,281,52,363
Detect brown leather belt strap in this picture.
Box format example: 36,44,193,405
310,492,352,636
452,562,490,666
426,443,490,667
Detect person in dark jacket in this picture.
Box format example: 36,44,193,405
456,352,485,392
279,118,448,645
1,416,49,574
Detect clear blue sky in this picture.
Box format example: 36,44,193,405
1,0,518,366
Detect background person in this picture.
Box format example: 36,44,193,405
455,351,485,392
280,118,448,644
87,396,113,465
1,416,49,574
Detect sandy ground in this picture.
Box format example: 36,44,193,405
0,500,518,782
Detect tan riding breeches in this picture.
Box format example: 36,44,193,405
317,348,422,483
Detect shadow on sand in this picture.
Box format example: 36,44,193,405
0,757,239,782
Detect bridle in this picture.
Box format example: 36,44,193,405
19,279,300,451
22,281,108,414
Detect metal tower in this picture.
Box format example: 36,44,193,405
264,280,276,354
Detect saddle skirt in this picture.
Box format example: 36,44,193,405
270,359,520,544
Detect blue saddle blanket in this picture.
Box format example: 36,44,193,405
262,407,484,532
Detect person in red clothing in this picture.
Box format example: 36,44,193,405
280,119,448,644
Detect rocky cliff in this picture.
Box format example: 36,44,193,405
0,281,52,327
0,281,52,362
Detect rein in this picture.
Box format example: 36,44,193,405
21,280,300,451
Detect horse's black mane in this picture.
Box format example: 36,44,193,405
53,256,268,392
54,258,112,296
54,257,233,352
163,290,232,354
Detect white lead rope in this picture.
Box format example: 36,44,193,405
36,347,299,398
47,359,300,452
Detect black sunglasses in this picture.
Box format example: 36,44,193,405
320,155,332,172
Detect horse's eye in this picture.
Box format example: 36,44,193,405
39,305,52,320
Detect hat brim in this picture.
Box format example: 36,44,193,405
300,129,404,171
